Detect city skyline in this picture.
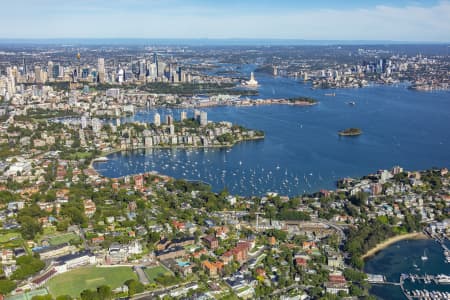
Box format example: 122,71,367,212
0,9,449,297
0,0,449,42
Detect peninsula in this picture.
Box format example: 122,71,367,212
99,110,264,153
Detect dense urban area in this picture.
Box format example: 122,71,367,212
0,44,448,300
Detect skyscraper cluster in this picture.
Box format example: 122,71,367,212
0,53,192,88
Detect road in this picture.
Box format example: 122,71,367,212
270,283,311,296
316,218,347,243
132,281,193,300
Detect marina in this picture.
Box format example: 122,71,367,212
401,274,450,285
366,273,450,300
405,289,450,299
365,239,450,300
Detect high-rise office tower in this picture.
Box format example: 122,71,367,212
177,67,183,82
139,59,146,80
98,58,106,83
23,58,27,75
158,62,166,78
131,61,140,77
117,68,124,83
47,61,54,80
82,68,90,79
34,66,42,83
52,64,62,79
153,53,158,69
148,63,157,80
7,74,15,96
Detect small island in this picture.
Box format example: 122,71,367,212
338,128,362,136
287,97,318,105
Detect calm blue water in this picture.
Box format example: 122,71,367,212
94,70,450,196
365,239,450,300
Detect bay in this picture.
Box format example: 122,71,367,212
94,71,450,196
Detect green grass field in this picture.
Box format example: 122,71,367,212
48,232,80,246
143,265,172,283
0,232,21,243
0,232,23,248
46,267,137,297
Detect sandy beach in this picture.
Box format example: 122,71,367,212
362,232,428,259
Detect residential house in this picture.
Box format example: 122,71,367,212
83,199,96,217
327,255,344,269
202,235,219,250
221,251,234,265
325,274,349,295
202,260,224,277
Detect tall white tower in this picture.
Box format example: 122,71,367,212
200,111,208,126
154,113,161,126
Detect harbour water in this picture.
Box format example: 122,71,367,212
94,70,450,196
365,239,450,299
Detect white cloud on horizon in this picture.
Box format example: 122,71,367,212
1,0,449,41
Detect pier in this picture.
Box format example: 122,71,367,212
399,275,413,300
368,273,450,300
405,290,450,299
366,273,399,285
404,274,435,284
438,239,450,263
367,274,410,299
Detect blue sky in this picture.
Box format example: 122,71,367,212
1,0,449,41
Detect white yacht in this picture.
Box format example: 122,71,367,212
421,250,428,261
